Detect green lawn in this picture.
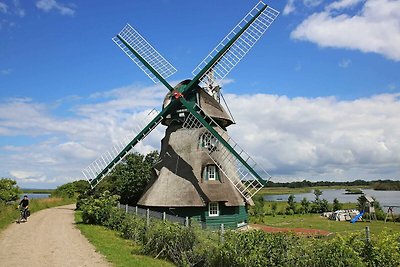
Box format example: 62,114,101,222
74,211,175,267
257,213,400,235
261,201,357,215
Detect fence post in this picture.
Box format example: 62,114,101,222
365,226,370,243
163,211,166,221
117,202,120,209
185,217,189,227
220,224,225,244
125,204,128,213
135,206,138,215
146,208,150,226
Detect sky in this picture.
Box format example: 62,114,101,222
0,0,399,188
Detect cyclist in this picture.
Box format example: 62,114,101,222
17,195,30,222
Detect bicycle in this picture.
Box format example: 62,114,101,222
16,207,30,224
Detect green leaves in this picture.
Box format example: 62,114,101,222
100,151,159,205
0,178,21,203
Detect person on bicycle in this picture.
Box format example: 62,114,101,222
18,195,29,222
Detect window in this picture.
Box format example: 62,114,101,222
204,165,219,181
200,133,218,151
207,165,216,180
209,202,219,217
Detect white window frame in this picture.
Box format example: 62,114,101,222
207,165,217,181
201,133,217,150
208,202,219,217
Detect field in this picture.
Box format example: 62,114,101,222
255,213,400,235
257,185,371,195
74,211,174,267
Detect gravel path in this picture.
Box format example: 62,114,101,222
0,204,111,267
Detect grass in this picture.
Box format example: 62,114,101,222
0,197,75,232
257,185,371,196
261,200,357,215
256,213,400,235
74,211,175,267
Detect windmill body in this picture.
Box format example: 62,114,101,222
82,1,279,229
138,80,250,228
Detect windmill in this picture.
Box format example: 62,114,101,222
82,1,279,229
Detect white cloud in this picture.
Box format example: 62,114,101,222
0,68,11,75
283,0,296,15
291,0,400,61
1,84,399,187
327,0,364,10
303,0,323,7
225,92,400,180
338,58,351,68
0,2,8,13
10,170,48,183
36,0,75,16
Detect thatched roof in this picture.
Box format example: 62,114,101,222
138,125,247,207
162,80,234,127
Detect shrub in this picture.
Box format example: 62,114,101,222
120,214,146,243
311,235,364,267
143,220,198,266
215,230,299,267
81,191,119,225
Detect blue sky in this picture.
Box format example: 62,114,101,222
0,0,399,188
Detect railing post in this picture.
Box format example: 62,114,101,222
220,224,225,243
125,204,128,213
163,211,166,221
146,208,150,226
185,216,189,227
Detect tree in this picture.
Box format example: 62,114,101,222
52,180,90,198
252,195,265,217
314,189,322,201
0,178,21,203
99,151,160,205
286,194,296,214
320,199,329,212
271,202,278,216
332,198,342,211
300,197,310,214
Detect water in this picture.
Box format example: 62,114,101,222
263,189,400,208
19,193,50,200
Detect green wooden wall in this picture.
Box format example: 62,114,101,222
148,203,248,229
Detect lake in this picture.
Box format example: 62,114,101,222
263,189,400,208
19,193,50,200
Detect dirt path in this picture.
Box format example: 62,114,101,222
0,204,111,267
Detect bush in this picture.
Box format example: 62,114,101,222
143,220,199,266
215,230,300,267
81,191,119,225
79,193,400,267
120,214,146,243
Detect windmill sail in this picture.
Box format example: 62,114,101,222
181,102,270,200
82,109,163,188
192,1,279,88
112,24,177,85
